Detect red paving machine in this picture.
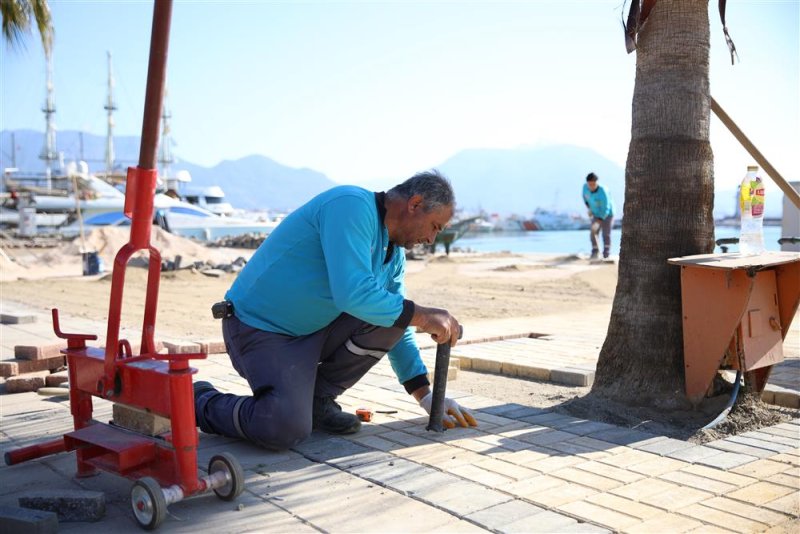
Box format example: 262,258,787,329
4,1,243,529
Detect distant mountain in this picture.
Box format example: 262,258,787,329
437,145,625,216
0,130,337,211
7,129,784,219
177,156,335,212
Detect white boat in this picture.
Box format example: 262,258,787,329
55,190,278,241
180,185,235,217
527,208,590,231
4,166,277,241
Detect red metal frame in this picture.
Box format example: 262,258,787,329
4,0,223,504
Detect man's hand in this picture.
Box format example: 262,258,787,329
411,304,461,346
417,391,478,429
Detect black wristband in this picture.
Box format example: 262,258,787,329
403,373,430,394
392,299,415,329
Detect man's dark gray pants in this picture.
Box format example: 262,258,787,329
195,313,405,450
590,216,614,257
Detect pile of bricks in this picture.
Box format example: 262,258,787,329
1,343,68,393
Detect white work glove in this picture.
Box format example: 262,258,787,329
418,391,478,429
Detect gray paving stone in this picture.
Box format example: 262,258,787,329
516,429,579,446
696,451,759,469
387,469,460,496
501,406,552,420
501,509,578,533
18,490,105,522
586,427,657,446
327,450,396,470
666,444,724,463
415,479,512,516
482,403,543,417
705,439,778,459
635,437,695,456
292,436,372,463
380,430,436,447
560,421,619,437
0,505,58,534
0,313,37,325
725,434,794,453
465,498,545,529
518,412,569,427
348,457,429,487
553,522,613,533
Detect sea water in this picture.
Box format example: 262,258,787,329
454,226,785,255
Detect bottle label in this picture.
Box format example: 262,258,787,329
752,186,765,217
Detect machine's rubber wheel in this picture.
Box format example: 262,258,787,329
131,476,167,530
209,452,244,501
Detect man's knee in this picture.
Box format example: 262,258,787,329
242,395,312,450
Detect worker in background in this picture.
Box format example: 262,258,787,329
582,172,615,259
195,169,478,450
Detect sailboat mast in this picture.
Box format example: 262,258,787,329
158,87,174,184
104,50,117,175
39,48,58,190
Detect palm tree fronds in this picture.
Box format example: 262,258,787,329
1,0,53,54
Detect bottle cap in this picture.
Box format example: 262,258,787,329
747,165,759,171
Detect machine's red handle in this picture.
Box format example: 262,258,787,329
52,309,98,349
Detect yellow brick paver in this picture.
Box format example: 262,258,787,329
473,457,540,481
627,455,690,476
550,466,624,491
623,512,704,533
659,470,738,494
727,481,796,506
558,500,642,531
701,496,793,527
731,459,795,479
495,474,565,498
763,493,800,516
448,463,515,487
681,463,757,487
677,503,770,533
612,478,680,501
577,460,646,484
523,453,587,473
526,481,598,508
586,493,663,520
596,448,657,468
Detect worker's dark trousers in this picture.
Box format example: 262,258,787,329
590,216,613,257
195,313,405,450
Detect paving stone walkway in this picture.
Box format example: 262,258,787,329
1,303,798,532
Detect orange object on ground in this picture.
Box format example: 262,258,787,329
356,408,373,422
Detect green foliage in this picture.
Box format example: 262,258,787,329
1,0,53,54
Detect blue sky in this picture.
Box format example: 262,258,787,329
2,0,798,206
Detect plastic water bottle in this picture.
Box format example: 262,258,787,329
739,165,765,255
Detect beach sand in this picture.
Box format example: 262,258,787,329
1,227,618,340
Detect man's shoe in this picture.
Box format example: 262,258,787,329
312,396,361,434
589,250,599,260
193,381,218,428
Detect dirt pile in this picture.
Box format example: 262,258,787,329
0,227,255,281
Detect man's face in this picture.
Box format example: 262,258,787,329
392,195,454,249
587,180,599,192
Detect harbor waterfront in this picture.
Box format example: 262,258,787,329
454,225,787,256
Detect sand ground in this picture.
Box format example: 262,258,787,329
0,227,618,340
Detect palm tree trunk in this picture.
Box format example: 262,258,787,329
593,0,715,407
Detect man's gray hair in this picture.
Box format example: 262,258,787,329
387,169,455,212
